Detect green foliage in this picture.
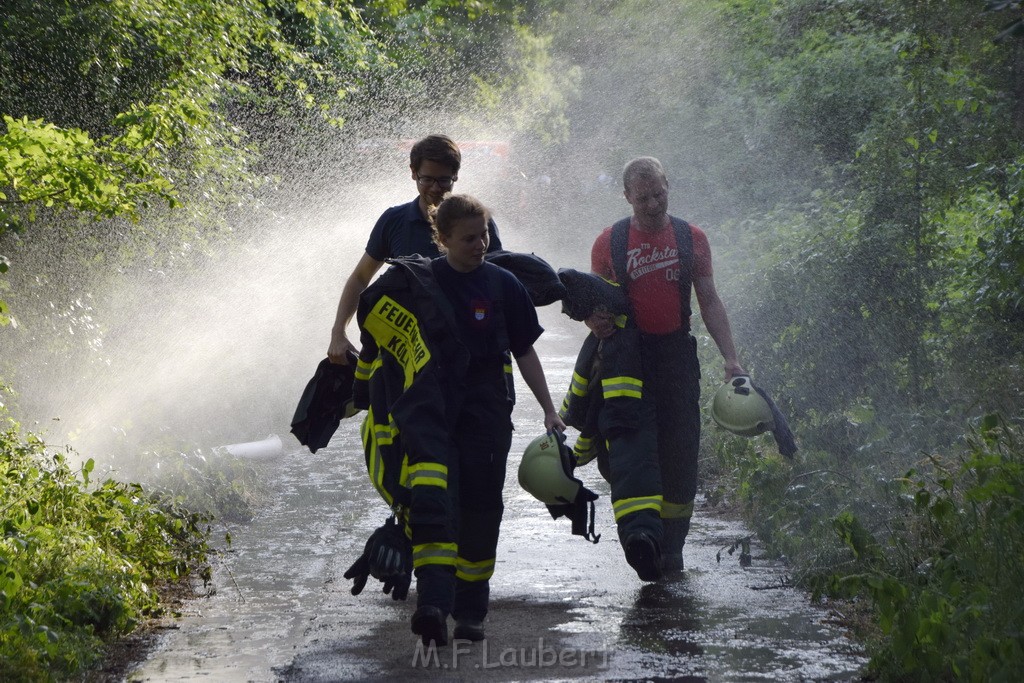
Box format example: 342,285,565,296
116,448,271,525
0,114,178,225
828,417,1024,681
0,420,212,680
707,412,1024,680
704,422,871,583
0,0,378,322
711,0,1024,454
701,3,1024,664
946,158,1024,322
0,0,373,214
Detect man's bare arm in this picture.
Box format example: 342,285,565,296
328,252,384,364
694,275,746,380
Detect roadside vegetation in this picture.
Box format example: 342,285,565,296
0,415,212,680
670,2,1024,679
706,413,1024,680
2,0,1023,681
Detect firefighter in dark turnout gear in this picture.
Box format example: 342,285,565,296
355,194,564,647
584,157,746,577
558,270,664,579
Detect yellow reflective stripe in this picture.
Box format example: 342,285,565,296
361,408,393,506
601,376,642,399
371,415,398,446
354,358,374,381
398,457,410,489
413,543,458,568
613,495,663,521
407,462,448,489
362,295,431,388
558,394,570,419
504,363,513,374
614,314,628,329
455,556,495,582
661,500,694,519
569,371,590,397
573,435,597,466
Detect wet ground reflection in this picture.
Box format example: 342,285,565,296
128,318,867,682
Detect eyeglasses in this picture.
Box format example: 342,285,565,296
416,174,457,189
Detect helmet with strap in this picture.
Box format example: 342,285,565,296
518,432,601,543
518,432,581,505
711,375,775,437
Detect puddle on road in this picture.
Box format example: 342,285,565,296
127,328,867,682
556,515,867,681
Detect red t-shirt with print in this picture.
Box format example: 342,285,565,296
591,217,713,335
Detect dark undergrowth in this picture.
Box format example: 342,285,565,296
707,413,1024,681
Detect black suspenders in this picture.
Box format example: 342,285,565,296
610,216,694,330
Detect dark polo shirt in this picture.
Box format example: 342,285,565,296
365,197,503,261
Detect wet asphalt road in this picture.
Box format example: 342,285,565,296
126,321,867,682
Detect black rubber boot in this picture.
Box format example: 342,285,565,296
453,619,485,641
411,606,448,647
624,532,663,582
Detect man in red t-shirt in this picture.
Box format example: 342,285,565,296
587,156,745,576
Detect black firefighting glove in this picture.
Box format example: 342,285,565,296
381,571,411,601
343,539,373,596
344,516,412,600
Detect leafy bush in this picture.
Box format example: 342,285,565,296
0,422,211,681
704,424,866,583
138,448,270,525
831,415,1024,681
707,406,1024,680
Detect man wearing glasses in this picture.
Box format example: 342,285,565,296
327,134,503,364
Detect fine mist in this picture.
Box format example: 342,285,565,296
7,174,387,463
3,131,630,471
3,1,775,475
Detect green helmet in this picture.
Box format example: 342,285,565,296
518,432,580,505
711,376,775,437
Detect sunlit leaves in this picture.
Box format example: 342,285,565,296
0,114,177,223
0,0,377,226
0,420,212,678
0,0,383,328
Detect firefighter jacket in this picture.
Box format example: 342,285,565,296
555,269,643,466
290,352,359,454
352,256,513,571
556,269,669,531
